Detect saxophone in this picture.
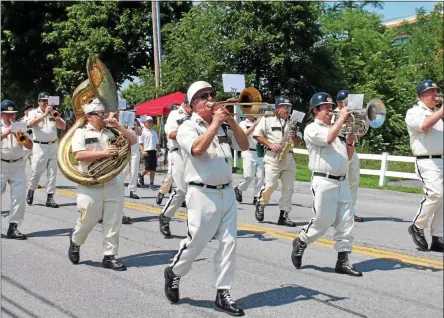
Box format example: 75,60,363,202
277,120,299,164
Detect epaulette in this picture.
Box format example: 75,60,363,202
77,125,85,129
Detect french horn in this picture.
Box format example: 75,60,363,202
56,56,131,185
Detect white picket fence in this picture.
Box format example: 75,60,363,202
292,148,418,186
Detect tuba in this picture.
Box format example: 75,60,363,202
56,56,131,185
331,98,386,136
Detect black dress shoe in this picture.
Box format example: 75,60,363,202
6,223,27,240
122,215,133,224
27,189,34,205
98,219,103,224
46,194,59,208
234,186,242,203
277,210,296,227
430,236,444,252
137,173,144,187
215,289,245,316
68,237,80,264
354,215,364,222
102,255,127,271
156,192,164,205
408,224,428,250
255,202,264,222
129,191,139,199
159,213,171,237
291,238,307,268
335,252,363,277
164,267,180,303
181,201,187,208
252,197,258,206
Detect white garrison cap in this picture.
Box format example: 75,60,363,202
187,81,213,103
82,98,105,114
145,116,153,121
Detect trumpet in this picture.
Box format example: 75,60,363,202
329,98,386,136
47,106,60,118
14,130,29,145
207,87,275,116
436,94,443,108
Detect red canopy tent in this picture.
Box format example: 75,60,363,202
135,91,185,117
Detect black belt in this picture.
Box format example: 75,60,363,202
34,139,57,145
416,155,443,159
249,148,256,151
170,148,179,152
313,172,346,181
1,157,23,163
189,182,230,190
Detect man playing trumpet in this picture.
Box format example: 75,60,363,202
1,100,33,239
253,95,303,227
27,92,66,208
68,98,137,270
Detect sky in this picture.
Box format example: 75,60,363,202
119,1,438,94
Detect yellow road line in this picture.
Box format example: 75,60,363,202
50,188,443,270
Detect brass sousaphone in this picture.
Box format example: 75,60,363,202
57,56,131,185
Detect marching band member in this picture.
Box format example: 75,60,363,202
26,92,66,208
156,104,181,205
405,80,443,252
336,90,364,222
126,106,142,200
253,95,303,227
158,101,192,237
1,100,33,240
21,104,35,169
164,81,248,316
234,115,265,205
68,98,137,270
291,92,362,277
139,116,160,190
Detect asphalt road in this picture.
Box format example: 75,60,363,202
1,168,443,318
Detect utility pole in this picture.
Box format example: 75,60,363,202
152,1,160,96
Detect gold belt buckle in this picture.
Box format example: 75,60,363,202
9,159,14,163
339,176,345,181
48,140,54,144
216,184,223,190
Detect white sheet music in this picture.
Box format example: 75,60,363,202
119,111,135,127
347,94,364,110
118,99,127,110
11,121,27,133
48,96,60,106
291,110,306,123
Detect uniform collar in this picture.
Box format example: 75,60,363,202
244,118,255,124
0,119,7,127
178,105,189,115
36,106,44,114
315,118,330,127
192,112,209,127
86,122,108,133
417,100,435,113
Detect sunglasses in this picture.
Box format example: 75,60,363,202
196,91,216,101
89,111,108,117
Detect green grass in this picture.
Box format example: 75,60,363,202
232,154,423,194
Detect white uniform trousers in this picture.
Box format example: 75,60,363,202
413,158,443,237
159,152,173,195
23,148,33,170
1,160,26,224
125,151,140,193
28,143,58,194
258,151,296,212
348,152,360,206
170,185,238,289
299,176,354,252
162,150,186,218
237,150,265,196
72,175,124,256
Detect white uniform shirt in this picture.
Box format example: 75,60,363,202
177,113,234,185
71,123,116,173
304,119,349,176
253,115,293,145
165,106,190,150
239,118,257,150
405,101,443,156
129,128,140,154
139,128,159,151
1,120,29,161
27,107,59,142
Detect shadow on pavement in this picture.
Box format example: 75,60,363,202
27,228,72,238
118,249,177,268
56,186,78,190
359,216,409,223
237,229,276,242
57,202,77,207
181,285,363,316
259,220,307,228
354,258,442,273
129,216,158,223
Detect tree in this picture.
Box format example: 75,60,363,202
1,1,69,111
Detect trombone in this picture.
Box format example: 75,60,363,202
207,87,275,116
